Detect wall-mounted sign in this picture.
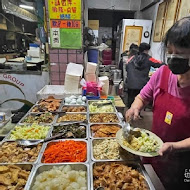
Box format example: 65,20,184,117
48,0,81,20
48,0,82,49
50,20,81,28
123,26,143,51
50,28,82,49
177,0,190,20
51,28,61,47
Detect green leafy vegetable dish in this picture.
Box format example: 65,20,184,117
89,100,114,113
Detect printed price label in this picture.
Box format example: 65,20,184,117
164,111,173,125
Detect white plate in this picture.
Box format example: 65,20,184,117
116,128,163,157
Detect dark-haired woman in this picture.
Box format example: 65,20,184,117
126,16,190,190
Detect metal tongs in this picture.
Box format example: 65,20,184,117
16,132,65,147
92,102,112,107
95,187,104,190
35,111,66,117
122,121,141,141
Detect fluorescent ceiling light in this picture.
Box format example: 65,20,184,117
19,4,34,10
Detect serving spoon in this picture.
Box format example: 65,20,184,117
35,111,66,116
122,121,141,140
16,132,65,147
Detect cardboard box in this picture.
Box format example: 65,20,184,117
88,20,99,30
85,73,97,82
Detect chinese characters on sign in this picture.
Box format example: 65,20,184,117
49,0,81,20
48,0,82,49
51,28,60,47
50,20,81,28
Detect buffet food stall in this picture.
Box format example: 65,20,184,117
0,90,165,190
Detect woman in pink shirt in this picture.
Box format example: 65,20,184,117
126,16,190,190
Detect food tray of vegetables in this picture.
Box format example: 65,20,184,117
56,113,87,123
19,112,56,125
5,124,52,140
40,139,89,163
90,123,122,138
91,138,138,162
89,113,120,124
28,163,90,190
52,123,88,139
61,105,87,113
88,100,116,113
91,161,155,190
0,141,43,164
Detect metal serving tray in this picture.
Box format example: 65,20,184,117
18,112,57,125
28,103,62,114
28,98,62,113
87,100,117,113
51,122,88,139
89,123,122,139
28,163,90,190
90,161,155,190
91,138,139,162
0,140,44,164
39,139,89,163
0,163,35,190
56,112,88,124
60,104,87,113
63,95,87,106
4,124,52,141
89,113,121,124
36,97,63,105
91,138,122,162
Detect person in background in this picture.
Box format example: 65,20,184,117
126,42,164,108
126,16,190,190
127,43,139,58
119,44,139,95
119,43,138,80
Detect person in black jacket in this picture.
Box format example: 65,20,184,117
119,44,139,80
126,42,165,108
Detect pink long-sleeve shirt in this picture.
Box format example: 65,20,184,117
140,66,190,104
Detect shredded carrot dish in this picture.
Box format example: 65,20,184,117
43,140,87,163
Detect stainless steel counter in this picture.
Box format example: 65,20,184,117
144,164,165,190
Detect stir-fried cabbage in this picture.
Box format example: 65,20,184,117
124,131,159,152
10,124,50,140
89,100,114,113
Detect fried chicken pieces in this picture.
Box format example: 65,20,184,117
91,124,121,137
93,163,148,190
62,106,86,112
32,96,61,112
0,165,30,190
0,142,42,163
